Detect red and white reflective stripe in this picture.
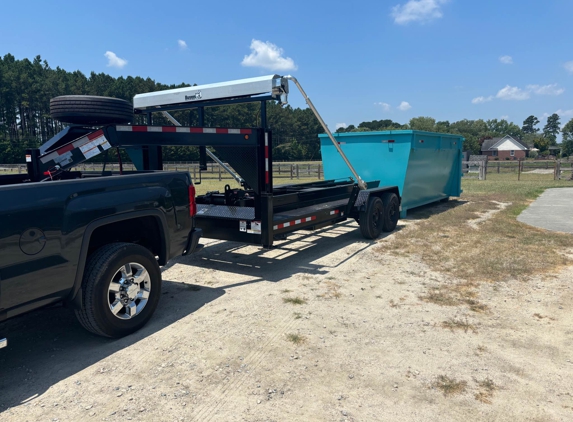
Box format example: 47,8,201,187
273,216,316,231
116,126,251,134
330,210,340,215
265,132,269,184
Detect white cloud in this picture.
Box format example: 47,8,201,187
499,55,513,65
564,61,573,74
398,101,412,111
501,115,509,120
527,84,564,96
374,102,391,111
104,51,127,69
555,109,573,118
391,0,449,25
472,96,493,104
178,39,188,50
496,85,530,101
336,123,347,130
241,39,297,71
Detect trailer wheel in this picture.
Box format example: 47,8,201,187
75,243,161,338
359,196,384,239
50,95,134,125
381,192,400,232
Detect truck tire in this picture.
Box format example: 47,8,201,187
50,95,133,125
75,243,161,338
381,192,400,232
359,196,384,239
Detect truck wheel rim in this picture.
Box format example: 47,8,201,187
108,262,151,320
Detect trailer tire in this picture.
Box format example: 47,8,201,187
74,242,161,338
359,196,384,239
50,95,133,125
381,192,400,232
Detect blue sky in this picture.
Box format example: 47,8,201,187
2,0,573,134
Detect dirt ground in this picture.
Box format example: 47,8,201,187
1,205,573,421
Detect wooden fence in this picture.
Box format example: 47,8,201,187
0,161,325,181
463,159,573,181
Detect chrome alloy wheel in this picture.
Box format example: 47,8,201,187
107,263,151,320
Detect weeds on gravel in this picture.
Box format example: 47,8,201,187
441,317,478,334
283,297,307,305
380,174,573,283
420,283,489,313
286,333,307,345
293,312,302,319
433,375,467,397
474,378,498,404
281,289,293,294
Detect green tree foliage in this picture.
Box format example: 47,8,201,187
543,113,561,145
561,118,573,157
486,119,523,139
409,116,436,132
522,115,540,134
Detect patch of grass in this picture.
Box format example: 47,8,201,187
281,289,293,294
293,312,302,319
283,296,307,305
317,281,342,300
379,174,573,283
286,333,307,345
475,345,488,355
420,283,489,313
389,299,400,308
474,378,498,404
441,317,478,334
433,375,468,397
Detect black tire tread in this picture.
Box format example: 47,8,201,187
381,192,400,233
50,95,133,125
359,196,384,239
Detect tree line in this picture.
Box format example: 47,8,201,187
336,114,573,157
1,54,572,164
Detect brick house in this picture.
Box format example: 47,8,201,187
481,135,529,160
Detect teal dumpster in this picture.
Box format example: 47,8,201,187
319,130,464,218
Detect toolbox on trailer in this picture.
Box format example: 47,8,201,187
320,130,464,217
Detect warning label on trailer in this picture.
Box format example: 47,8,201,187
239,221,247,232
247,221,261,234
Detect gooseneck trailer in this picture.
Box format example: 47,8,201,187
24,75,403,249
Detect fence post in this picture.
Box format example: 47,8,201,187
518,159,521,181
218,164,222,181
296,164,299,179
497,162,500,173
318,164,322,180
291,164,294,179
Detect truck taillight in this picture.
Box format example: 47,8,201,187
189,185,197,216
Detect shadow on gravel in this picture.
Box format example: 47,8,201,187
0,280,223,413
0,219,405,411
404,198,468,221
173,220,400,284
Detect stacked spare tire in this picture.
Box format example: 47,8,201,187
50,95,134,125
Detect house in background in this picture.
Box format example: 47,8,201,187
481,135,529,160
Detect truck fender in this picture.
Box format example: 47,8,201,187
67,210,169,310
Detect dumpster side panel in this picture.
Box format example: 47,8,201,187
319,133,411,195
319,130,463,217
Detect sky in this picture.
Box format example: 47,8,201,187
1,0,573,137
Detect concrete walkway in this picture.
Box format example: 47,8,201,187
517,188,573,233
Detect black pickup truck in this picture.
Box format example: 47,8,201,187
0,171,202,346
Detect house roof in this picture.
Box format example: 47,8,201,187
481,135,530,151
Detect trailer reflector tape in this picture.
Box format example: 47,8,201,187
116,126,253,134
273,216,316,230
329,210,340,215
87,130,105,140
57,143,75,155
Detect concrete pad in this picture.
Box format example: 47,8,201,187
517,188,573,233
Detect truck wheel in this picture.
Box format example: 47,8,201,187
50,95,133,125
359,196,384,239
75,243,161,338
381,192,400,232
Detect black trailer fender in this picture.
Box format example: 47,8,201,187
66,210,170,310
353,186,401,213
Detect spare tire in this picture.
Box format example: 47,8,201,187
50,95,134,125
